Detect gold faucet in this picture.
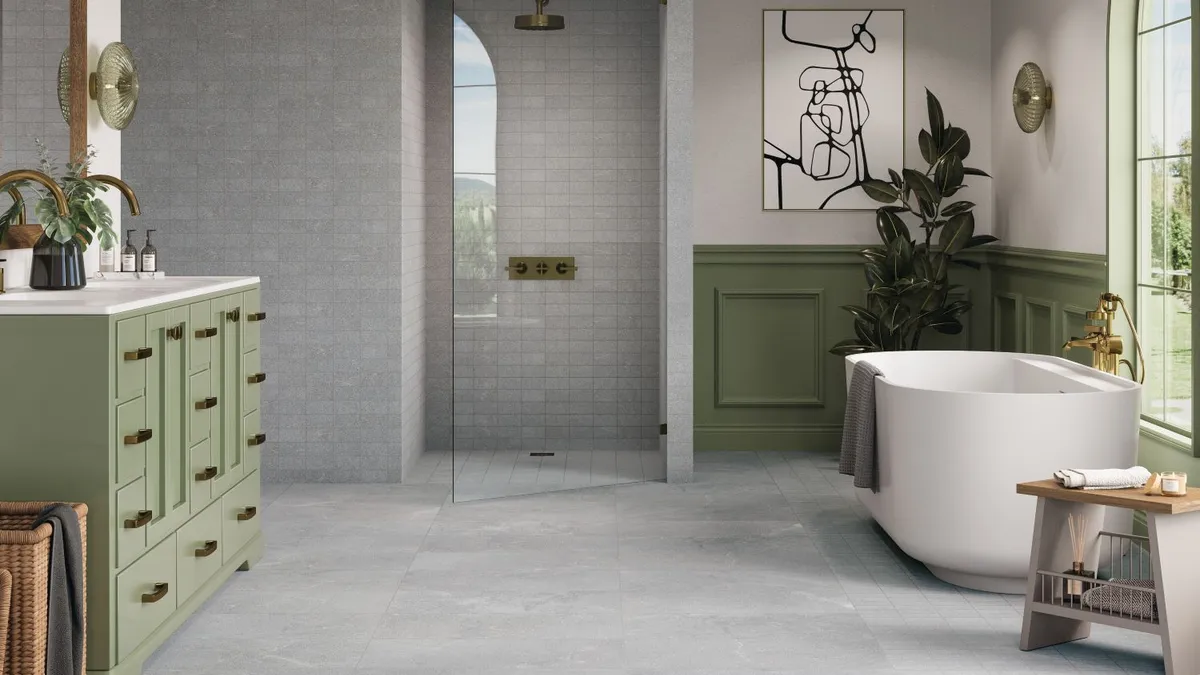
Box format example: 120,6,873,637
0,169,70,217
5,187,27,226
90,175,142,215
1062,292,1146,383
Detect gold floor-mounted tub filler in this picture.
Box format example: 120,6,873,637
1062,293,1146,383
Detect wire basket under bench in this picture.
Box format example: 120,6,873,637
1017,480,1200,675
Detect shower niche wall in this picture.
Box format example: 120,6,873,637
448,1,665,501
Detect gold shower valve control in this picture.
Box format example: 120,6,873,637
506,256,578,281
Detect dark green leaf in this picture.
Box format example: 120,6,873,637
939,126,971,161
918,130,937,166
952,258,983,270
926,89,946,146
876,209,911,243
930,252,949,282
903,169,939,204
939,212,975,255
917,196,937,220
935,155,964,197
853,319,879,347
830,339,874,357
862,179,901,204
940,201,976,218
888,169,903,188
930,316,964,335
885,236,913,279
860,247,887,265
963,167,991,178
842,305,879,326
964,234,999,249
865,262,886,287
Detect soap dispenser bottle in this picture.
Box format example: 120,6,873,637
122,230,138,272
140,229,158,273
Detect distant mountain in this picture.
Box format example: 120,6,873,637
454,176,496,199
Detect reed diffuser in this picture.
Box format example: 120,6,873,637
1062,513,1096,603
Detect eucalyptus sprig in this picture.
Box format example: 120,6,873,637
0,140,116,249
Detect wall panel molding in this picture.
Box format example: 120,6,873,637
714,289,824,408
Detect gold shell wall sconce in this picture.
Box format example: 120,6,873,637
1012,62,1053,134
58,42,140,130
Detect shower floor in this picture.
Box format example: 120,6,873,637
409,448,667,501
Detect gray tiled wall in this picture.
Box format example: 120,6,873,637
448,0,662,454
122,0,418,482
1,0,70,173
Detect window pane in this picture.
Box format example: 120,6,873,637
1167,0,1192,23
454,173,498,317
454,86,497,175
1139,29,1165,158
1140,286,1168,423
1139,159,1168,284
454,16,495,87
1164,20,1192,155
1167,153,1192,284
1143,0,1165,29
1163,289,1192,431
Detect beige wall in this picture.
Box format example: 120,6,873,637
991,0,1110,255
693,0,993,246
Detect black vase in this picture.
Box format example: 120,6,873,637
30,233,87,290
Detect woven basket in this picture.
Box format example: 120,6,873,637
0,503,87,675
0,568,11,675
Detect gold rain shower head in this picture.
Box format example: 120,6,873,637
515,0,565,31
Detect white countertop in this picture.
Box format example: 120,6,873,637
0,276,260,316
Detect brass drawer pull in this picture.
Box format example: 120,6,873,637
194,540,218,558
237,506,258,522
166,324,184,341
123,347,153,361
195,397,218,410
123,428,153,445
227,308,241,322
194,327,218,339
124,510,153,529
247,311,267,322
141,583,169,604
247,372,266,385
195,466,218,481
248,433,267,447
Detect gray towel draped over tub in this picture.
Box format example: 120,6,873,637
33,503,85,675
839,360,884,493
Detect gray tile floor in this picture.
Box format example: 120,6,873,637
144,451,1166,674
410,449,667,501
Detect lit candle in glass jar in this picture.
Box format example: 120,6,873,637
1160,472,1188,497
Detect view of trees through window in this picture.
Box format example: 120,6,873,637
454,16,498,317
1137,0,1193,433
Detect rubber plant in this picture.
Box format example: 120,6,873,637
0,140,117,250
830,90,997,356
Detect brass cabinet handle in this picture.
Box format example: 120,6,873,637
237,506,258,522
124,510,153,529
194,540,218,558
194,327,218,339
248,433,267,447
141,582,169,604
247,372,266,385
195,466,218,482
166,325,184,341
123,347,153,361
247,311,266,322
227,308,241,322
123,428,153,445
195,397,218,410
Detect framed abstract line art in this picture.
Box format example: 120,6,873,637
763,9,905,211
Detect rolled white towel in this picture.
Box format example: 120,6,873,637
1054,466,1152,490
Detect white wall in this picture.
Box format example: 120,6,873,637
87,0,122,277
693,0,993,246
991,0,1109,254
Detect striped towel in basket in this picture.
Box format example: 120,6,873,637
1081,578,1158,620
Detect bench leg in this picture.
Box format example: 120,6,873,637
1149,512,1200,675
1020,496,1104,651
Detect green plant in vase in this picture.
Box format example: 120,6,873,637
830,90,998,355
1,141,119,290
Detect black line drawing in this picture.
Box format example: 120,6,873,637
764,10,891,210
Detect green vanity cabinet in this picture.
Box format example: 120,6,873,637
0,279,265,675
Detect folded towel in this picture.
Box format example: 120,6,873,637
1082,578,1157,620
33,504,84,675
839,360,884,493
1054,466,1152,490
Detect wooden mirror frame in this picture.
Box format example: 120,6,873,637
0,0,88,251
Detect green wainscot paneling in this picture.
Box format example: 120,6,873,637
694,245,1105,452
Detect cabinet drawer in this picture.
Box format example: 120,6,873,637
116,477,149,570
116,533,177,662
244,410,262,476
188,300,213,372
188,371,212,446
189,439,216,514
175,503,223,606
116,315,149,400
243,349,262,414
116,397,148,487
243,288,262,353
221,473,260,564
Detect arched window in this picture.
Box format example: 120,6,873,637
1135,1,1193,435
453,15,498,317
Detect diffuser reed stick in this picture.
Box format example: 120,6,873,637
1062,513,1095,603
1068,513,1086,565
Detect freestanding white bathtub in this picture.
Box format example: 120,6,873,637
844,351,1141,594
